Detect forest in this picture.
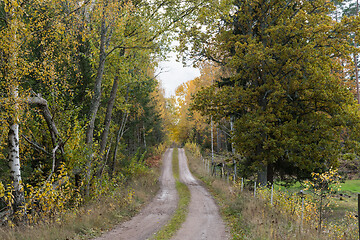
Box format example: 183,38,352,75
0,0,188,226
1,0,360,239
173,0,360,185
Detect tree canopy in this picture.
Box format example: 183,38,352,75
0,0,205,221
183,0,360,184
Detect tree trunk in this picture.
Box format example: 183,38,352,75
8,87,24,215
230,116,236,181
216,126,220,152
28,95,64,171
6,15,24,216
98,142,112,178
84,8,110,196
143,123,147,149
110,85,129,176
355,1,360,104
257,165,267,187
211,116,214,175
319,195,323,233
110,111,128,176
267,163,274,186
99,75,119,155
8,121,24,214
86,15,108,146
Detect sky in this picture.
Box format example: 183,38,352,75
157,50,200,98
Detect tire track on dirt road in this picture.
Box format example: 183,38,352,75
95,148,178,240
172,148,229,240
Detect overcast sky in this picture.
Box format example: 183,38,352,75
157,50,200,98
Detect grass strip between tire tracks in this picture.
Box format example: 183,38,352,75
151,148,190,240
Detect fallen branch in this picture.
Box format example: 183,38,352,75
27,92,65,171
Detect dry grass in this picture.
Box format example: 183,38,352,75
0,170,160,240
185,149,348,240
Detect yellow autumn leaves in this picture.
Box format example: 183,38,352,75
0,182,4,198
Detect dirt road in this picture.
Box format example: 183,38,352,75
95,148,178,240
172,148,229,240
95,148,229,240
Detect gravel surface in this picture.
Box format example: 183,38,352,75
172,148,229,240
95,148,229,240
95,148,178,240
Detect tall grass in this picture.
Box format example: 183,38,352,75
184,143,358,240
0,166,160,240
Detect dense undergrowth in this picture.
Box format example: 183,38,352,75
0,145,166,240
184,142,358,240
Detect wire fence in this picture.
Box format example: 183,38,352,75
199,151,359,239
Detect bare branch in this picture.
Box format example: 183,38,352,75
21,134,50,155
46,145,60,182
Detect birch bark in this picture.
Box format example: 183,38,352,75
8,88,24,214
6,12,24,215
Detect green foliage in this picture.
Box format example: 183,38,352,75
303,168,342,232
90,173,126,200
1,164,82,226
256,185,318,232
0,167,160,240
184,142,201,158
187,0,360,182
151,142,168,157
122,148,149,178
0,0,184,226
256,182,357,239
304,169,342,197
124,159,149,179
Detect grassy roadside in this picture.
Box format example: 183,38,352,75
274,179,358,222
1,165,161,240
185,149,307,239
183,149,248,239
152,148,190,240
185,147,359,239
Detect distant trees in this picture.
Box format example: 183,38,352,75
171,63,215,145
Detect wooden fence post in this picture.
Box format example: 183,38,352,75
358,193,360,239
241,178,244,192
254,181,257,197
300,190,305,233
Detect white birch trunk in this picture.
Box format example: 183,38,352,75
7,14,24,214
143,123,147,149
8,123,21,190
8,87,24,214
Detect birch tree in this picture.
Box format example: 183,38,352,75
0,0,28,215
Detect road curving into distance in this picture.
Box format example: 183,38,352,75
95,148,229,240
95,148,178,240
